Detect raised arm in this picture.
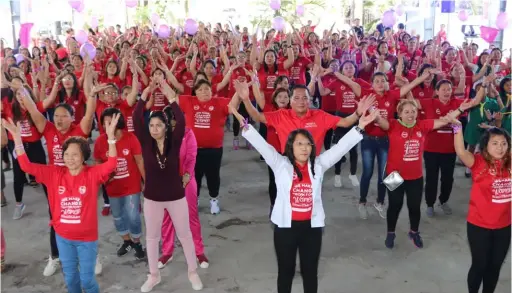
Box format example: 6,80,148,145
336,94,375,127
160,81,185,145
334,71,362,97
133,87,152,144
453,119,474,167
236,81,267,123
20,87,48,133
400,69,430,97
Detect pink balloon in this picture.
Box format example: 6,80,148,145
272,16,286,31
184,19,198,35
395,4,405,16
125,0,137,8
158,25,171,39
75,1,84,13
496,12,509,30
75,30,88,44
80,43,96,59
90,16,98,29
150,13,160,25
480,26,499,44
458,10,469,22
14,54,25,65
296,5,305,16
269,0,281,11
382,10,397,27
68,0,82,10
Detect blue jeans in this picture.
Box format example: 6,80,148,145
55,234,99,293
359,135,389,204
109,193,142,239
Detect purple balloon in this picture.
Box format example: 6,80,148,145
269,0,281,11
395,4,404,16
184,19,198,35
76,1,84,13
150,13,160,25
496,12,509,30
125,0,137,8
80,43,96,59
14,54,25,65
75,30,88,44
90,16,98,29
382,10,397,27
272,16,286,31
296,5,305,16
68,0,82,10
158,25,171,39
458,10,469,22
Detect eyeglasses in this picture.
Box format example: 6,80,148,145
62,77,73,82
104,92,117,96
294,141,313,148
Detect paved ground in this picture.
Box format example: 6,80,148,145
1,131,510,293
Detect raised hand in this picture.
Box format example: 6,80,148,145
91,83,110,95
1,118,20,138
356,94,376,116
160,80,177,103
357,110,378,129
234,80,250,100
459,98,474,112
228,104,245,126
105,113,121,140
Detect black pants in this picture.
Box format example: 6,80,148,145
387,177,423,232
7,140,47,202
232,103,249,137
195,147,223,198
268,166,277,206
333,126,358,175
101,185,110,205
2,147,10,165
274,221,322,293
467,223,511,293
424,152,456,207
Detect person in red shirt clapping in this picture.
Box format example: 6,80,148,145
2,113,120,293
452,123,510,293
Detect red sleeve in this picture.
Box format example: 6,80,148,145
17,153,53,185
131,133,142,155
218,98,230,116
419,119,435,133
356,78,371,89
264,109,283,127
93,135,108,162
178,95,192,114
389,89,401,103
470,154,484,172
321,110,341,129
36,101,45,113
92,156,118,183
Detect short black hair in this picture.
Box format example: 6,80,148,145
100,108,126,130
290,84,311,97
62,137,91,163
55,103,75,117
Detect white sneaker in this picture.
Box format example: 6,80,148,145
43,255,60,276
348,174,360,187
141,274,161,292
188,271,203,291
334,175,342,187
95,255,102,275
373,202,387,219
358,203,368,220
210,199,220,215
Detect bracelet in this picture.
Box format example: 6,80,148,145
451,124,462,134
241,118,250,130
457,107,464,113
107,139,117,144
14,144,25,151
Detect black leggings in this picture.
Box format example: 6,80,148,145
467,222,510,293
268,166,277,206
232,102,249,137
7,140,47,203
424,152,456,207
2,147,10,165
195,147,223,198
101,185,110,205
274,221,322,293
333,126,358,175
387,177,424,232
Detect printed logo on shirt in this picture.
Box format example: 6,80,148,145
123,149,129,156
266,75,277,89
340,85,346,91
291,67,301,79
114,157,129,179
53,135,58,142
436,108,441,115
304,122,317,128
126,116,134,132
416,131,422,138
74,100,79,105
53,144,64,166
194,111,212,129
208,106,214,111
491,178,512,203
401,131,408,138
291,179,313,213
58,186,66,194
193,105,200,110
384,101,390,107
403,139,421,162
79,186,86,195
419,92,424,97
342,91,356,108
20,120,33,137
153,92,166,107
60,196,82,224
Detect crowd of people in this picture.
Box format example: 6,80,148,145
0,17,510,293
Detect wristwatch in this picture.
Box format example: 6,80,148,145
355,126,364,134
107,139,117,145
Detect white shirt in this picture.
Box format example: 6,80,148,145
242,125,363,228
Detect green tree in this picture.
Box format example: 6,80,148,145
249,0,326,30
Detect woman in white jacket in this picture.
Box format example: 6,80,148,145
229,101,377,293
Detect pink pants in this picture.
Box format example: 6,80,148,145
144,197,197,275
161,178,204,256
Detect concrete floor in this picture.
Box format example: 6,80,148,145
1,132,510,293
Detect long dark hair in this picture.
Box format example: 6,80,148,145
57,73,80,103
12,85,36,125
479,127,511,174
284,129,316,181
263,49,278,74
418,64,438,89
498,76,511,106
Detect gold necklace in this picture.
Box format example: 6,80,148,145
156,153,167,169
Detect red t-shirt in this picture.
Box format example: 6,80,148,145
3,101,45,142
258,64,288,104
264,109,340,155
43,122,87,166
98,75,125,90
229,65,253,98
385,119,435,180
321,75,339,112
210,74,226,97
467,154,511,229
178,71,195,96
326,78,362,114
150,89,170,112
290,162,313,221
95,99,135,134
94,131,142,197
61,91,87,122
263,103,281,151
289,57,313,85
179,95,230,148
420,98,463,153
17,154,117,241
362,89,401,137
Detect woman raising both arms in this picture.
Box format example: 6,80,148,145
2,113,120,293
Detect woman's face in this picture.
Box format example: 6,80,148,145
32,48,40,57
308,33,316,43
152,70,164,80
236,52,247,65
480,54,489,64
446,50,456,62
342,62,355,77
135,58,144,69
424,44,433,55
378,43,388,55
403,35,410,43
407,39,417,51
51,40,58,49
264,52,276,65
63,143,84,171
491,50,502,61
204,63,215,76
19,62,27,73
486,134,509,160
196,83,212,101
72,56,83,69
274,92,290,108
6,56,15,66
103,87,118,104
8,67,18,77
62,74,75,89
292,133,313,164
122,87,131,99
149,117,166,140
54,106,73,132
21,49,29,57
504,80,511,93
107,62,118,75
442,42,450,51
15,89,27,110
208,47,216,57
372,75,387,92
436,83,453,102
276,78,289,90
399,103,418,124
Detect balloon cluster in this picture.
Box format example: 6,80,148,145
68,0,84,12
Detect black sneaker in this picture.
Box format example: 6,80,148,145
133,242,146,260
408,231,424,248
385,232,396,249
117,240,133,257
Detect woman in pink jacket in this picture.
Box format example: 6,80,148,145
157,109,209,270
